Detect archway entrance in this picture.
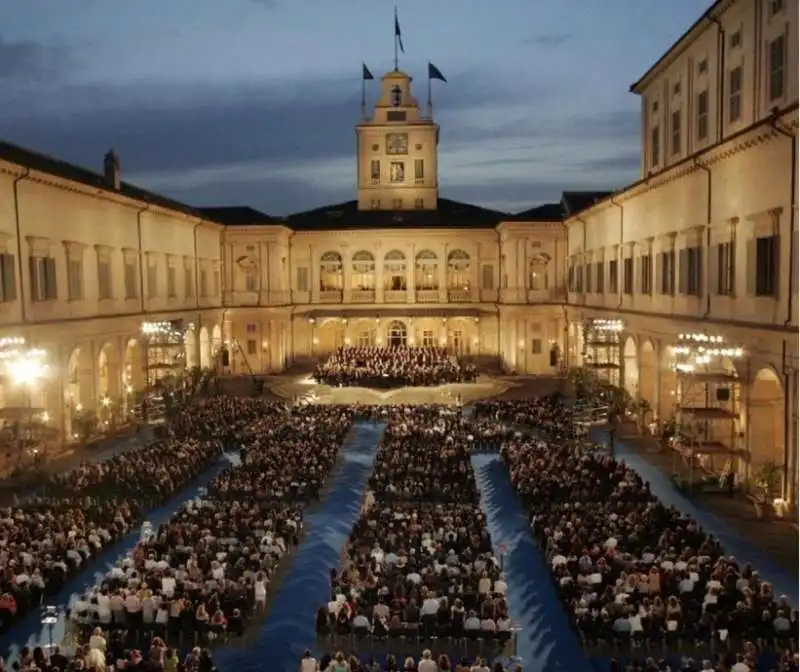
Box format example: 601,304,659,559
749,368,785,469
448,326,468,356
123,339,145,392
387,321,407,348
659,347,678,422
318,321,345,353
639,340,656,407
184,330,199,370
97,343,121,400
211,324,222,357
623,336,638,398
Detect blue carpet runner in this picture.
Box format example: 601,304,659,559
0,451,239,660
470,453,593,672
213,422,386,672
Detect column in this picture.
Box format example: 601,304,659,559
408,243,416,303
342,249,352,303
439,243,448,302
375,251,384,303
310,246,319,303
517,239,526,299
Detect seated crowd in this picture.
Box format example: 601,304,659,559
0,400,235,635
489,399,798,665
313,347,477,388
66,403,355,669
318,406,511,645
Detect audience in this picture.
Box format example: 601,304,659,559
314,347,477,388
318,406,510,647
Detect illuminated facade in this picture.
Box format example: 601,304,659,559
0,0,795,498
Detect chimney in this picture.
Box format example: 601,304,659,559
103,149,120,190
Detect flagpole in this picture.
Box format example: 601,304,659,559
393,5,399,71
427,65,433,119
361,67,367,120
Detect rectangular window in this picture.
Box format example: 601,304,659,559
698,58,708,74
659,250,676,295
481,265,494,291
245,270,257,292
595,261,604,294
751,235,779,296
370,160,380,184
679,246,703,295
124,259,137,299
414,158,424,184
184,266,193,298
531,339,543,355
567,264,575,292
389,161,405,183
769,35,785,102
729,30,742,49
296,266,309,292
167,266,176,297
422,329,435,347
246,324,257,333
200,269,208,297
640,254,652,294
575,264,584,293
729,67,742,123
0,254,16,303
716,241,735,296
671,110,681,155
29,256,57,301
97,258,112,300
623,257,634,294
697,90,709,141
147,263,158,298
414,198,424,209
246,339,257,355
673,81,681,95
67,259,83,300
392,198,402,209
584,263,592,293
651,126,660,167
213,268,220,296
609,259,619,294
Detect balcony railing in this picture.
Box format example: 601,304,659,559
447,288,471,302
350,289,375,303
416,289,439,303
527,288,566,303
384,290,409,303
319,290,343,303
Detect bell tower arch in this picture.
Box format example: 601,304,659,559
356,70,439,211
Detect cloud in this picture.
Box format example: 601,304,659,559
525,33,573,48
0,36,71,82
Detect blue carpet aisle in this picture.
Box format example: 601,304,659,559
470,453,593,672
0,451,239,661
590,428,798,609
213,421,386,672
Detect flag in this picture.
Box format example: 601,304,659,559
395,10,405,53
362,63,374,81
428,62,447,82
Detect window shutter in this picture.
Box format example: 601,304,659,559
45,258,57,299
746,239,757,295
28,256,38,301
678,248,688,294
2,255,16,302
709,244,720,295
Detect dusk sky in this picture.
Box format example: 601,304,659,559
1,0,709,215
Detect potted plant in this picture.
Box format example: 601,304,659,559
751,460,782,520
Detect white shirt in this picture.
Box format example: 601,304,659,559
300,657,317,672
418,659,437,672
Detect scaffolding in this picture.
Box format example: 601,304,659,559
140,320,187,390
671,332,747,485
581,318,624,387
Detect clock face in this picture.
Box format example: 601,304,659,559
386,133,408,155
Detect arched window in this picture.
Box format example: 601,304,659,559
529,253,550,291
319,251,343,291
387,320,407,347
415,250,438,290
447,249,471,289
351,250,375,289
383,249,407,290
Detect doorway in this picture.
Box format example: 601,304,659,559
387,321,407,348
448,329,467,356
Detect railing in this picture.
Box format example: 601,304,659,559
318,290,342,303
447,288,471,302
415,289,439,303
383,290,408,303
527,288,566,303
350,290,375,303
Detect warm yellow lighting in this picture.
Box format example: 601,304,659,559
41,412,49,423
75,403,83,412
7,352,48,386
125,384,133,394
101,396,111,407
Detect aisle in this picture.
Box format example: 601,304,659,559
0,451,238,660
213,421,385,672
471,453,593,672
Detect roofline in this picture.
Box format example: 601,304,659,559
565,102,798,221
629,0,728,95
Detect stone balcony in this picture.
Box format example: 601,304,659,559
416,289,439,303
384,290,409,303
349,289,376,303
319,290,343,303
447,288,471,302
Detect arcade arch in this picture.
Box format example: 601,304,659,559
639,340,656,407
317,320,345,353
623,336,638,397
748,367,785,468
658,346,678,421
211,325,223,356
123,339,145,391
447,319,472,356
184,329,199,369
387,320,408,348
352,320,377,348
97,342,121,400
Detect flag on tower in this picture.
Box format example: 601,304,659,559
428,62,447,82
362,64,374,80
394,8,405,54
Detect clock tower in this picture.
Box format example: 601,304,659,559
356,70,439,211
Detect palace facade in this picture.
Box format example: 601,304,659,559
0,0,796,496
